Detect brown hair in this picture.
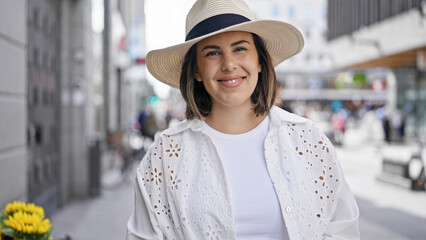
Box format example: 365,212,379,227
179,33,277,119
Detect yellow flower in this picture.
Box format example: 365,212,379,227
4,201,25,216
2,201,52,240
4,210,52,235
4,201,45,219
26,203,45,219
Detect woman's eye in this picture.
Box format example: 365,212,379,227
234,47,247,52
205,51,220,57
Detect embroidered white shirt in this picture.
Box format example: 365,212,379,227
127,106,360,240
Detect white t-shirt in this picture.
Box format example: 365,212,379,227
202,116,289,240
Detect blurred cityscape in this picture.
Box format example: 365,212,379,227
0,0,426,239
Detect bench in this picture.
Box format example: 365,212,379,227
377,144,425,190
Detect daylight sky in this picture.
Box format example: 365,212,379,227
145,0,196,97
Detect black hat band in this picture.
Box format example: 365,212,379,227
185,13,251,41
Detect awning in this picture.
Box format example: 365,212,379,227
345,45,426,69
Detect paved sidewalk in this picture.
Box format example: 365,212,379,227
337,143,426,240
50,168,136,240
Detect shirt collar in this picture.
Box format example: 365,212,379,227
162,117,203,136
162,106,309,136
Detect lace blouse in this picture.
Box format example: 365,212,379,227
127,106,360,240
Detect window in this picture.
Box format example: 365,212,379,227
33,48,39,68
33,9,39,29
287,5,295,18
303,6,313,20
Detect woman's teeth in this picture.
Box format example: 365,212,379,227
227,79,238,83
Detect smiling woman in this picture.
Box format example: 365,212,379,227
127,0,360,239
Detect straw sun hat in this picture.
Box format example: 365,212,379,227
146,0,304,88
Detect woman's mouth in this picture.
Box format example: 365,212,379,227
225,79,238,83
218,76,246,88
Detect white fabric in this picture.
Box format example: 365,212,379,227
127,106,360,240
201,116,289,240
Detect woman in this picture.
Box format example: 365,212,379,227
127,0,360,239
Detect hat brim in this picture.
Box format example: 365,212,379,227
146,20,304,88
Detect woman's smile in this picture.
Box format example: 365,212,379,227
218,75,246,88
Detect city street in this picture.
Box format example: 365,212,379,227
50,135,426,240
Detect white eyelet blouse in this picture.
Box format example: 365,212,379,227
126,106,360,240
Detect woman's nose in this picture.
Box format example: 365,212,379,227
221,54,236,71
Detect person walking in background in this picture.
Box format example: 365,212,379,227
393,108,405,140
331,109,347,145
377,105,391,143
137,108,158,140
127,0,360,239
136,109,147,136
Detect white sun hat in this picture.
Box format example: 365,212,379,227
146,0,304,88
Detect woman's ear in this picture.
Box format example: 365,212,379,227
195,70,202,82
258,63,261,73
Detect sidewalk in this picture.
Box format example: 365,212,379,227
337,135,426,240
50,166,136,240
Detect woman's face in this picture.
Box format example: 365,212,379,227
195,31,261,112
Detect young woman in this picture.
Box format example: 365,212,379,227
127,0,360,239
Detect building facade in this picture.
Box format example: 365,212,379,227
327,0,426,139
0,0,28,207
0,0,94,216
246,0,329,75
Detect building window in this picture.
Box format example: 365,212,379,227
43,15,49,34
33,48,39,68
33,87,39,106
287,5,295,18
272,5,281,18
33,9,39,29
305,29,310,39
303,6,313,20
43,89,48,106
305,53,311,62
43,52,48,71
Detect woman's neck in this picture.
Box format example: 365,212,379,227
204,105,266,134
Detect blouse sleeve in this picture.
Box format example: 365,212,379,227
323,180,360,239
126,147,163,240
323,137,360,240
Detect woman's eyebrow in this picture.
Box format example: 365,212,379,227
231,40,250,46
201,45,220,51
201,40,250,51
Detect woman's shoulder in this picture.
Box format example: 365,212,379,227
159,118,203,137
270,106,331,145
270,106,313,128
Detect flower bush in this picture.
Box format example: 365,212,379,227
0,201,53,240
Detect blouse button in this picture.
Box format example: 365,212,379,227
285,206,292,213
